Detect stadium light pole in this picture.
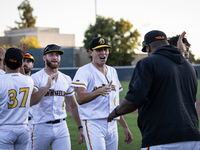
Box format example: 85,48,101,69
95,0,97,23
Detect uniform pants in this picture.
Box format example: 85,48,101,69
141,141,200,150
0,124,30,150
83,119,118,150
28,120,71,150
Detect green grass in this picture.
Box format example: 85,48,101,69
120,80,200,100
49,80,200,150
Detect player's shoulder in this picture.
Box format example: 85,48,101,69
106,65,117,72
76,63,92,74
78,63,91,71
58,71,72,80
31,69,44,77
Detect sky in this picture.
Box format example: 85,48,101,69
1,0,200,58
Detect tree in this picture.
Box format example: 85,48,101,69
15,0,36,28
83,15,141,66
188,51,196,64
19,36,41,48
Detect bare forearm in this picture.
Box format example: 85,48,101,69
118,116,128,128
116,98,138,116
77,90,100,105
30,86,50,106
69,106,82,127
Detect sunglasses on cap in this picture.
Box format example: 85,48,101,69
23,53,35,61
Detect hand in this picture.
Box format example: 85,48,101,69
0,46,6,59
46,73,59,88
98,80,112,97
123,127,133,144
177,31,187,54
19,42,28,55
107,109,118,122
78,128,85,145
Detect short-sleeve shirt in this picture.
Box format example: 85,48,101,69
71,63,122,120
0,73,34,125
30,69,74,124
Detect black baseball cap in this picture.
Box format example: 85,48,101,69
23,52,35,62
142,30,167,52
89,37,111,50
4,48,23,69
43,44,64,55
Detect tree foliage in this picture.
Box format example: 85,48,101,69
188,51,196,64
83,15,141,66
19,36,41,48
15,0,36,28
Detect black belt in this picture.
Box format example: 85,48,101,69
46,118,66,124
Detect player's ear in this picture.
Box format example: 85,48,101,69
89,50,93,56
43,55,46,61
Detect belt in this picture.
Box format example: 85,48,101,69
46,118,66,124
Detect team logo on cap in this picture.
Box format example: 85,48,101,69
155,36,165,40
98,38,105,45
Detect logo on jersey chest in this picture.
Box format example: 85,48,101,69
92,84,116,92
44,89,65,96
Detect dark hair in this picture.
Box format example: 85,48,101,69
168,35,191,48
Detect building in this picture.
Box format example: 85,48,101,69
0,27,75,47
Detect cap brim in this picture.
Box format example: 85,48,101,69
92,45,111,50
142,46,147,52
23,56,35,62
44,50,64,55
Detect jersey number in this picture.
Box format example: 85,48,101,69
8,88,30,109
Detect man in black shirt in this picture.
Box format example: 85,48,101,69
108,30,200,150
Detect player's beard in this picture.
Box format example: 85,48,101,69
23,65,31,74
46,59,60,69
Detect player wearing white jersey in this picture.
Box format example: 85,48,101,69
0,48,56,150
28,44,84,150
0,48,34,150
72,37,133,150
0,69,5,75
0,46,6,74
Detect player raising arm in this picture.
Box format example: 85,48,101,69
28,44,84,150
72,37,132,150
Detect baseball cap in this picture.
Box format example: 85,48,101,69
89,37,111,50
4,48,23,69
142,30,167,52
23,52,35,62
43,44,64,55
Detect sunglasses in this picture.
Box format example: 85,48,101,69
23,53,34,61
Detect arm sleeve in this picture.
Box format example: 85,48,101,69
71,66,90,90
65,76,75,97
31,74,39,91
125,59,153,107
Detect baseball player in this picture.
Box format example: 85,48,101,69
23,52,35,76
0,48,34,150
28,44,84,150
23,52,35,128
71,37,133,150
0,46,6,75
0,47,58,150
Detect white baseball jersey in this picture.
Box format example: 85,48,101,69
0,73,34,125
71,63,122,120
30,69,74,124
0,69,5,75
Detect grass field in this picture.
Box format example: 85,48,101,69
49,80,200,150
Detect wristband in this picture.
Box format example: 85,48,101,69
78,126,83,131
114,106,120,116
